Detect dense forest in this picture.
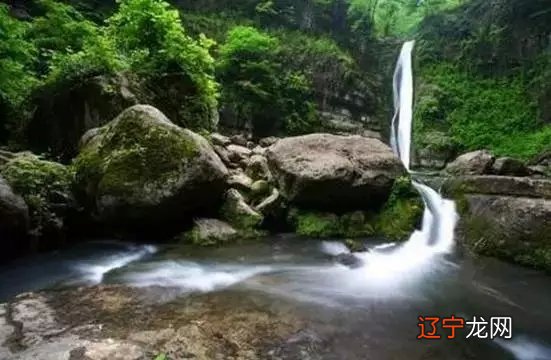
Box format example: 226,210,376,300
1,0,549,162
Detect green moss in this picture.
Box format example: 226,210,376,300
373,198,423,241
289,209,374,239
462,214,551,273
1,154,72,236
220,190,263,230
73,107,200,200
293,211,341,238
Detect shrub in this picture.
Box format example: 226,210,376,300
107,0,218,124
414,63,548,159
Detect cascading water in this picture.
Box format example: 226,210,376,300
389,40,458,253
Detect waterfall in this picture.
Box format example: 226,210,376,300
390,40,458,252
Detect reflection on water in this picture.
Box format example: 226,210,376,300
1,237,551,359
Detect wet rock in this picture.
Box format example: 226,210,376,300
1,154,73,251
459,194,551,272
445,150,494,175
182,218,238,246
0,176,29,260
0,286,304,360
267,134,403,211
73,105,228,229
221,189,263,229
335,253,364,268
210,133,231,147
492,157,529,176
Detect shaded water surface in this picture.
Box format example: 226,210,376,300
1,237,551,359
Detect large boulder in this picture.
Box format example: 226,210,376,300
459,194,551,272
0,176,29,260
181,218,238,246
1,154,73,250
27,74,139,162
492,157,529,176
266,134,403,211
73,105,228,229
445,150,494,175
444,175,551,271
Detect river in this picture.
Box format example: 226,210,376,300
1,237,551,359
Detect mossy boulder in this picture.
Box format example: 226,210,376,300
73,105,228,229
0,175,29,260
288,209,374,239
181,218,238,246
0,154,73,248
267,134,404,212
220,189,263,230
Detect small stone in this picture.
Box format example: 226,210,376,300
230,134,248,146
210,133,231,147
227,144,252,163
251,180,270,198
259,137,279,147
227,172,254,192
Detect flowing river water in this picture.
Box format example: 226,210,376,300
1,42,551,359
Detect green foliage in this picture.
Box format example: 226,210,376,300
107,0,218,129
414,63,549,159
289,209,374,238
348,0,463,38
372,176,423,240
1,154,72,237
0,5,38,108
31,0,99,74
218,26,318,136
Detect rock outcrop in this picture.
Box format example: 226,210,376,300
73,105,228,229
266,134,403,211
0,176,29,260
1,154,74,250
443,175,551,271
445,150,494,175
0,286,305,360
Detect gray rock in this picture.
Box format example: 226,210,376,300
227,172,254,192
266,133,403,211
255,188,282,216
0,176,29,260
184,218,238,245
442,175,551,199
246,154,272,181
492,157,529,176
251,145,267,156
230,134,248,146
259,137,279,147
459,194,551,270
73,105,228,227
210,133,231,147
227,144,252,163
213,144,233,167
221,189,263,229
445,150,494,175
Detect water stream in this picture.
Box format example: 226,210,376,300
1,42,551,359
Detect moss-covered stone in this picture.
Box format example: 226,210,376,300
180,218,239,246
372,198,423,241
72,105,228,227
288,209,374,238
220,189,263,230
0,154,73,242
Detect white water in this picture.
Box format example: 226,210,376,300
75,244,157,284
389,40,458,253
